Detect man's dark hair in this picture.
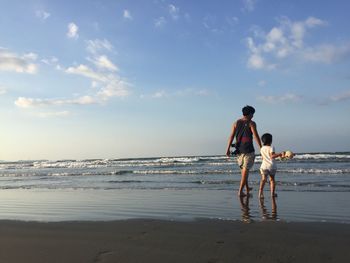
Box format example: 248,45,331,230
242,105,255,116
261,133,273,145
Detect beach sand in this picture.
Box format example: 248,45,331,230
0,219,349,263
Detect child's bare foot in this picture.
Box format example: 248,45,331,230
271,193,278,197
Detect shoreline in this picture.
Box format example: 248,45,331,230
0,219,349,262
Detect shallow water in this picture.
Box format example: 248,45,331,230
0,152,349,222
0,189,348,223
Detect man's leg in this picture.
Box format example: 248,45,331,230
238,167,249,196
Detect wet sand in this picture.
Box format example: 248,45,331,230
0,219,349,263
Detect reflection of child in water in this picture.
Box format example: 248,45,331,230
259,196,278,221
259,133,285,198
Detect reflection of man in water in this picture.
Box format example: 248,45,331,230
259,196,278,221
239,196,251,223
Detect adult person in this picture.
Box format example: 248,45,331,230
226,105,262,197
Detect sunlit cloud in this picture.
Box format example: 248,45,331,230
67,22,79,39
89,55,118,72
16,53,130,110
246,16,329,70
0,48,38,74
15,96,97,108
66,64,108,82
66,64,130,99
123,9,133,20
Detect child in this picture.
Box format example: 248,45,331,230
259,133,285,198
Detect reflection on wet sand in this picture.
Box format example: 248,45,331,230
239,195,252,223
259,196,278,221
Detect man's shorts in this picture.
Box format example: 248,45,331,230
237,152,255,170
260,168,277,177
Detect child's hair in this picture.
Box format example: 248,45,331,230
261,133,273,145
242,105,255,116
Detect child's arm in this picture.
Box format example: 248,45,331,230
270,151,285,159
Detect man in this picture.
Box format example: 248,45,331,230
226,105,262,197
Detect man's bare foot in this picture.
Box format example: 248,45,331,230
238,192,247,197
271,193,278,197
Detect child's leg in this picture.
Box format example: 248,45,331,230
269,175,277,197
259,172,267,198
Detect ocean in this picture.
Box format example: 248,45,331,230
0,152,349,223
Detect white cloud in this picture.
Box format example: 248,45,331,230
242,0,257,12
97,81,129,100
67,22,79,39
90,55,118,72
86,39,113,54
0,48,38,74
66,64,129,100
66,64,109,82
123,9,133,20
169,4,180,20
16,60,130,110
35,10,50,21
246,16,328,70
15,96,97,108
258,93,302,103
155,17,166,28
15,42,130,112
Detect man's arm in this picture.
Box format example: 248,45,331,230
226,122,237,157
250,121,262,149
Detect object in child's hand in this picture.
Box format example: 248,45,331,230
283,150,294,160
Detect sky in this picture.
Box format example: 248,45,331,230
0,0,350,160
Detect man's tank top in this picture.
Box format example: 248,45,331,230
235,119,255,154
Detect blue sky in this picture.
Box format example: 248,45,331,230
0,0,349,160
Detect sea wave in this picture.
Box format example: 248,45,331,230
279,168,350,174
0,153,349,170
